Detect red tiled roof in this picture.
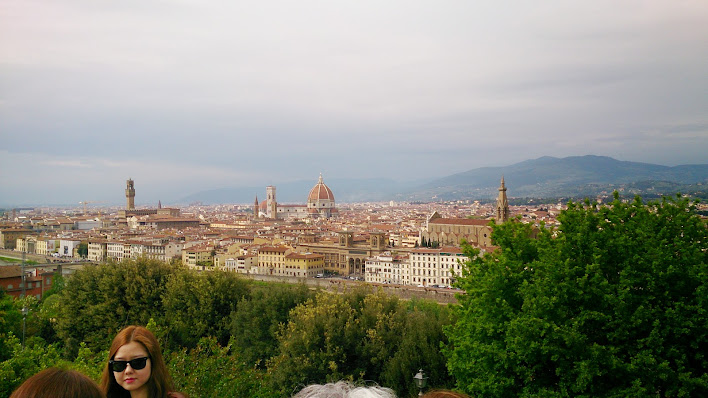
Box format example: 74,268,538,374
308,175,335,202
411,246,465,254
286,252,324,260
0,266,22,278
258,246,289,253
429,218,491,226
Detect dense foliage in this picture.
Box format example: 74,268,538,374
162,269,251,349
267,290,454,397
1,258,453,397
229,283,314,367
445,194,708,397
56,258,176,356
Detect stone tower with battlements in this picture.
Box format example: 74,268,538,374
125,179,135,210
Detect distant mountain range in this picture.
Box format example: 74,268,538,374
400,155,708,202
179,156,708,204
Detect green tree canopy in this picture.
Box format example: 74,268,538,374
167,337,276,398
77,242,88,258
445,194,708,397
229,283,314,367
162,270,250,349
268,289,454,397
56,258,178,356
0,291,21,362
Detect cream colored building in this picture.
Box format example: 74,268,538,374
88,239,108,261
214,243,247,269
182,244,215,270
388,233,420,248
16,236,37,254
365,253,410,285
222,254,258,274
142,243,170,262
257,245,292,275
284,252,325,278
164,242,185,262
409,247,471,287
35,238,57,256
107,242,130,262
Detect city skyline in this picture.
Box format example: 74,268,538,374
2,0,707,206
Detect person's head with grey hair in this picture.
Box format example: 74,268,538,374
292,381,397,398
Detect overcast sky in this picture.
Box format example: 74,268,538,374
1,0,707,207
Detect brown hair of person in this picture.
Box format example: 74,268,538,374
10,367,104,398
100,326,174,398
422,390,471,398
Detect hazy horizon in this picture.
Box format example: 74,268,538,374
2,1,707,206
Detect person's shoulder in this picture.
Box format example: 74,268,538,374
168,392,188,398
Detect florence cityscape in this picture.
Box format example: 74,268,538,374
1,1,707,397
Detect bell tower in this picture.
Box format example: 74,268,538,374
125,179,136,210
266,186,277,219
370,232,386,250
339,231,353,247
495,176,509,224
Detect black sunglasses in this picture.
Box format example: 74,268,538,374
109,357,149,372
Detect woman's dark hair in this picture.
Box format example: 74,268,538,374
100,326,174,398
10,367,105,398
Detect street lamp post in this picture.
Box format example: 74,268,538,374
21,250,26,298
414,369,427,397
21,306,29,348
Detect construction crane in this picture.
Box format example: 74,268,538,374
78,201,105,215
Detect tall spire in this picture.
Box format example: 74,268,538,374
495,175,509,224
254,195,259,219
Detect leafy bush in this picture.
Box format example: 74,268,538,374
445,194,708,397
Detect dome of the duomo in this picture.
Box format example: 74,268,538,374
307,174,337,219
308,174,335,202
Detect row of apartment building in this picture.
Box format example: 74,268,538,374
365,247,471,287
6,228,475,288
81,234,472,288
207,243,472,288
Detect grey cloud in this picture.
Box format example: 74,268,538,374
1,0,707,205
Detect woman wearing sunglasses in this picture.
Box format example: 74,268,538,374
101,326,186,398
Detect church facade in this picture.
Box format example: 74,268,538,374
419,177,510,248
